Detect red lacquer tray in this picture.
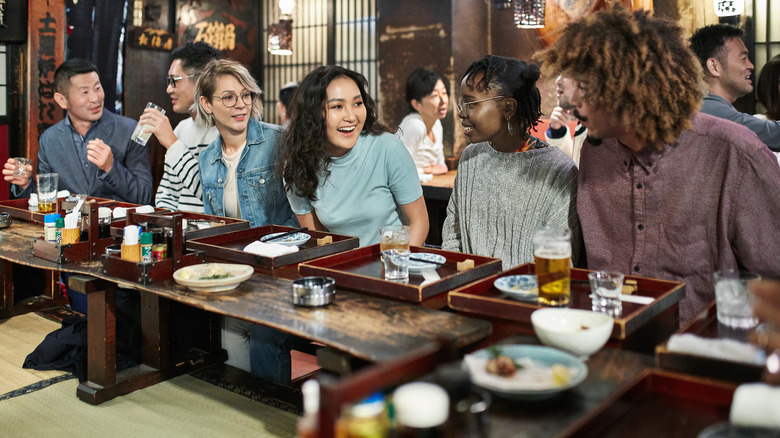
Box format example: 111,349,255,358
121,210,250,241
561,370,737,438
298,244,502,306
0,196,144,224
655,302,765,382
448,263,684,340
186,225,359,270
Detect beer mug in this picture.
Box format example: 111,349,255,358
533,227,572,306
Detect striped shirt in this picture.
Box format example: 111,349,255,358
155,117,218,213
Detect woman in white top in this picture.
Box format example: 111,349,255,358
397,68,449,175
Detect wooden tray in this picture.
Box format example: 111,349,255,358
32,200,121,263
298,245,502,305
0,196,121,224
448,263,684,340
561,370,737,438
655,302,765,382
102,211,203,284
186,225,359,270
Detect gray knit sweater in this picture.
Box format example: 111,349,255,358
441,141,581,270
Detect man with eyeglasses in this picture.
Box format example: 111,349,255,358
140,41,221,212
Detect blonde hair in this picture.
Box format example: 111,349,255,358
195,59,263,126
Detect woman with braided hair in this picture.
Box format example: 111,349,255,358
441,55,581,269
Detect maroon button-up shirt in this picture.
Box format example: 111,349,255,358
578,113,780,324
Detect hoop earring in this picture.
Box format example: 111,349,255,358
506,116,514,136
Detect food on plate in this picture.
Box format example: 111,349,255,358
199,264,230,280
178,267,195,280
486,355,517,377
551,364,572,386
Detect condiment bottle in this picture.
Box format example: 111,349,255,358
140,232,153,263
392,383,449,438
54,217,65,245
121,225,141,262
98,207,112,239
44,213,60,243
344,393,389,438
297,379,319,438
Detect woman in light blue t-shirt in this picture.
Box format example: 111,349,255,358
279,65,429,246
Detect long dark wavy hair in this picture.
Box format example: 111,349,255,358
279,65,387,201
757,55,780,121
461,55,543,135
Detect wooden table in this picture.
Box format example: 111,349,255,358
0,221,492,404
420,170,457,246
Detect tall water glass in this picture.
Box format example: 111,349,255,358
714,270,760,329
131,102,166,146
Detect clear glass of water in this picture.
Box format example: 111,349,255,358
714,270,761,329
589,271,624,317
382,249,410,282
131,102,165,146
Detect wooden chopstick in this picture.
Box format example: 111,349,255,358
260,227,309,242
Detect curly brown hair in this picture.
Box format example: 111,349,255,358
538,5,704,148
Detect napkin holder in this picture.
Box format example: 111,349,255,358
102,210,203,284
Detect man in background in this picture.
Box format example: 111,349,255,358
690,24,780,151
3,58,152,204
545,75,587,166
540,5,780,325
276,81,298,129
140,41,221,212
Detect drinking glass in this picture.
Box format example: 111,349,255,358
379,225,410,252
13,157,30,177
130,102,166,146
533,227,572,306
382,249,410,282
589,271,624,317
36,173,58,214
714,270,760,329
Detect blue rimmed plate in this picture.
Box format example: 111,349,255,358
464,344,588,400
262,232,311,247
494,275,538,301
408,252,446,272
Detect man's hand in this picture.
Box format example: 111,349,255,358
87,138,115,173
1,158,32,189
138,107,177,149
549,106,574,130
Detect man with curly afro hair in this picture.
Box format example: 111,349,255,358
539,5,780,325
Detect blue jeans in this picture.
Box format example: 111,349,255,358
249,325,309,384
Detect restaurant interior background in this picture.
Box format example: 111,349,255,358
0,0,777,201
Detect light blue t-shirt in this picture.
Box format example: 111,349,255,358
286,132,423,246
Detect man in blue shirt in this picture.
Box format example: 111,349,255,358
3,58,152,204
690,24,780,152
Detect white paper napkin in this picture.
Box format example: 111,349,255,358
243,240,299,257
135,205,155,214
666,334,766,366
730,383,780,429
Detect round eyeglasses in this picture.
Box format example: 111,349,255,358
213,91,257,108
456,95,506,117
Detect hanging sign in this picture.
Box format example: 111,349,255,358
130,27,176,51
714,0,744,17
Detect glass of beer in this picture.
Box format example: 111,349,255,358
379,225,410,252
36,173,59,214
533,227,572,306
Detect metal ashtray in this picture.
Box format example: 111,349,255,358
291,276,336,307
0,212,11,229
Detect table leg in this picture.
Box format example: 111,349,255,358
1,259,12,311
141,293,168,368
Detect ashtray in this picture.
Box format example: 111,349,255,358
292,276,336,307
0,212,11,229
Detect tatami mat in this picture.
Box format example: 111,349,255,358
0,374,298,437
0,313,69,395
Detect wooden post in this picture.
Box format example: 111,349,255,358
26,0,65,166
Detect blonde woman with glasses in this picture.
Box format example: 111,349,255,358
196,59,298,374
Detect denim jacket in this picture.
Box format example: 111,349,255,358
198,118,297,228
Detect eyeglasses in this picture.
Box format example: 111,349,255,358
213,91,257,108
456,95,506,117
165,74,197,88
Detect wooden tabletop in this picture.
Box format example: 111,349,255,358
420,170,457,201
0,220,492,362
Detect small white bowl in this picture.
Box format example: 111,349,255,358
531,308,613,358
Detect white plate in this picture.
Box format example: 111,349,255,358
262,232,311,247
494,275,538,301
173,263,254,293
408,253,446,272
464,345,588,400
